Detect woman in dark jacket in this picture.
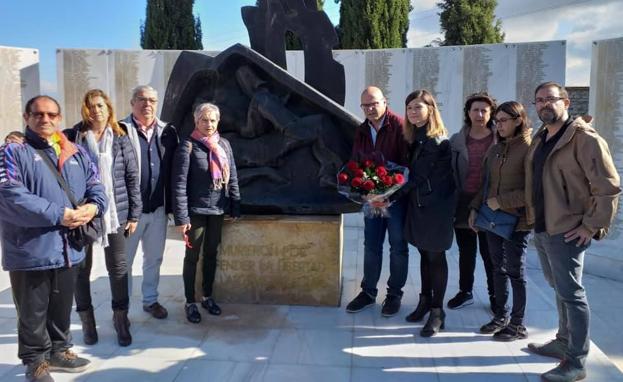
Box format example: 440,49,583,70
391,89,456,337
468,101,532,341
172,102,241,324
448,93,497,312
64,89,141,347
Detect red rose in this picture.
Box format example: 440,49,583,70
362,180,375,191
351,177,363,188
346,160,359,171
354,168,364,178
382,175,393,186
338,172,349,184
376,166,388,177
393,173,405,185
362,159,374,169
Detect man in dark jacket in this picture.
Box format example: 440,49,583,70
0,96,107,382
346,86,410,317
119,85,178,320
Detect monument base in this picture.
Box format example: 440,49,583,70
195,215,343,306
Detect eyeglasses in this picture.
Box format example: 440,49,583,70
135,97,158,104
494,117,517,124
29,112,60,119
360,101,383,109
533,96,565,105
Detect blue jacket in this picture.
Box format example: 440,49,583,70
64,123,142,225
0,129,107,271
172,136,241,225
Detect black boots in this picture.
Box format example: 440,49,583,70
78,309,98,345
420,308,445,337
405,294,431,322
113,309,132,347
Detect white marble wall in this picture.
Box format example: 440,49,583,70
0,46,40,140
58,41,565,135
588,37,623,281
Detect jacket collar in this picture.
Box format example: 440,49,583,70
25,127,54,150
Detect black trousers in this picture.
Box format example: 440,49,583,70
487,231,530,324
10,266,77,365
454,227,495,297
183,214,224,303
75,227,130,311
417,249,448,308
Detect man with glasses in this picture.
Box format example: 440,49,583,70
0,96,107,381
525,82,620,382
120,85,178,320
346,86,409,317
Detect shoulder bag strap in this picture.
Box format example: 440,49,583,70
36,149,79,208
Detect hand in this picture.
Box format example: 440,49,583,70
369,199,389,208
61,208,83,229
177,223,191,236
125,221,138,236
73,204,98,226
468,209,478,232
486,197,500,211
564,225,593,247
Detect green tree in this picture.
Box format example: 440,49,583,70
336,0,411,49
437,0,504,46
140,0,203,49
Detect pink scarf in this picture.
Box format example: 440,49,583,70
191,129,230,190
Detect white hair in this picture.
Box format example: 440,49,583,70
193,102,220,122
131,85,158,100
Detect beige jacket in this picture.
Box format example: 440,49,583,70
525,117,620,238
471,129,532,231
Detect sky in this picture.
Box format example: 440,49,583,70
0,0,621,96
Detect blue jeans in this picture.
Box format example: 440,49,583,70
361,199,408,298
125,207,168,306
486,231,529,325
534,232,590,368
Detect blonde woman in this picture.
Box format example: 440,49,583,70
64,89,141,346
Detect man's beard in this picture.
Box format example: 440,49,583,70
538,107,563,124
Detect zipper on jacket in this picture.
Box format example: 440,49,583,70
559,169,570,206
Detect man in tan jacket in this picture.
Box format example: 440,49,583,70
525,81,620,382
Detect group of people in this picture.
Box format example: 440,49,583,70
0,86,240,382
347,82,620,382
0,80,619,382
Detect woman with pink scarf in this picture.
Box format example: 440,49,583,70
171,103,241,324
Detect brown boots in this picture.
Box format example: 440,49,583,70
78,309,98,345
113,309,132,347
79,308,131,346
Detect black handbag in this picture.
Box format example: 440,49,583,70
37,150,101,250
473,168,518,240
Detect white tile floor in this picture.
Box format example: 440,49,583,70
0,214,622,381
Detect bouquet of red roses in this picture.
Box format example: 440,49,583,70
337,158,409,217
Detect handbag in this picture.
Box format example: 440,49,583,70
473,167,518,240
37,149,101,250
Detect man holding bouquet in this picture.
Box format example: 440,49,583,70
346,86,410,317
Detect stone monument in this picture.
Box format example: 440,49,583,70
162,1,359,305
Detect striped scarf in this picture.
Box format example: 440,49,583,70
190,129,229,190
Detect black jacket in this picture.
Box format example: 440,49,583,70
393,132,456,252
172,136,241,225
64,123,142,225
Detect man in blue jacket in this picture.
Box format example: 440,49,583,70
0,96,107,382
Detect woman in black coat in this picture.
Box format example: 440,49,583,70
64,89,141,347
172,102,241,324
391,89,456,337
